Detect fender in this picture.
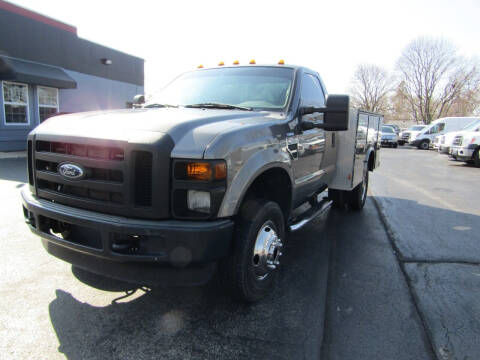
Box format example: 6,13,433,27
216,147,293,218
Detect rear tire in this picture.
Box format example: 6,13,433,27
347,163,369,211
219,199,285,303
329,188,346,209
393,143,398,148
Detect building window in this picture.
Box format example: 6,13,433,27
2,81,29,125
38,86,59,123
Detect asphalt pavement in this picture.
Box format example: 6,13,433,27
371,146,480,360
0,147,478,359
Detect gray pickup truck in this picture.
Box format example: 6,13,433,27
22,64,382,302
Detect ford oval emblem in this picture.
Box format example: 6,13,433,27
58,163,85,180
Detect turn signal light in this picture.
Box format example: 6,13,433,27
214,162,227,180
249,59,256,64
187,162,212,180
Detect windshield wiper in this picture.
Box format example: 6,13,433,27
184,103,252,111
143,103,178,108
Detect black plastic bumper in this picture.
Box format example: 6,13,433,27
21,187,234,286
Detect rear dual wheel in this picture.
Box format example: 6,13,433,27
329,163,369,211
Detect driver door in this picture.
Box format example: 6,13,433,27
291,73,328,205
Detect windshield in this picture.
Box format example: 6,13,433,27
147,67,295,111
461,119,480,131
409,125,425,131
382,126,395,133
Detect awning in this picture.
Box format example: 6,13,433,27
0,55,76,89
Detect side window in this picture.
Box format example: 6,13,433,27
300,74,325,107
438,123,445,132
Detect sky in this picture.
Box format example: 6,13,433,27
7,0,480,95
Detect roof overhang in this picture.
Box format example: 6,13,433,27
0,55,76,89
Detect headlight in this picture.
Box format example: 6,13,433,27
172,159,227,219
187,190,211,213
175,161,227,181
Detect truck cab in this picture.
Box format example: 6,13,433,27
21,64,382,302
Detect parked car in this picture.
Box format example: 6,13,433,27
449,120,480,167
437,118,480,154
385,124,400,135
398,125,426,145
21,64,383,302
381,125,398,148
411,117,478,150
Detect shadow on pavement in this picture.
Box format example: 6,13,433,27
0,158,27,183
48,210,335,359
373,196,480,262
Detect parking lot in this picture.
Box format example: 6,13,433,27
1,147,479,360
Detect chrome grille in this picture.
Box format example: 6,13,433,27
453,135,463,146
33,139,152,218
401,132,410,140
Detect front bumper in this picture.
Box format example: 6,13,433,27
450,146,474,161
381,138,397,146
21,187,234,286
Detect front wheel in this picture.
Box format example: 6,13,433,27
219,199,285,303
418,140,429,150
473,149,480,167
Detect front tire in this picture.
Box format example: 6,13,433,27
473,149,480,167
418,140,429,150
219,199,285,303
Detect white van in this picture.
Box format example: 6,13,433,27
410,117,479,150
437,118,480,154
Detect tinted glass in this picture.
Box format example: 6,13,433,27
382,126,394,133
148,67,294,111
300,74,325,107
410,126,425,131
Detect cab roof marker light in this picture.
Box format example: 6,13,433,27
218,61,224,66
278,59,285,65
233,60,240,65
197,64,204,69
249,59,256,64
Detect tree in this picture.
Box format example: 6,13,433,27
396,37,480,124
349,64,392,113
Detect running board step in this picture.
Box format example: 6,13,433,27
289,198,333,232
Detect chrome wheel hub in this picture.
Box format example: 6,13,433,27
252,222,283,280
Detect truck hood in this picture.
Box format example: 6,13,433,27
32,108,281,157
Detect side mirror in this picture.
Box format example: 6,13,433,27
133,94,145,106
300,94,350,131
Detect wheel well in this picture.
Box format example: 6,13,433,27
368,151,375,171
240,168,292,220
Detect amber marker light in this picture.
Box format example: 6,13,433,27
218,61,225,66
187,162,212,180
278,59,285,65
249,59,256,64
214,162,227,180
233,60,239,65
197,64,204,69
